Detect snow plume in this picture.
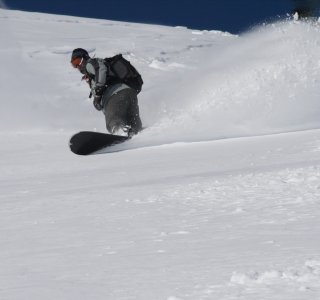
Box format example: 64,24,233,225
145,20,320,145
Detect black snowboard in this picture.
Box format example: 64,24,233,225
69,131,129,155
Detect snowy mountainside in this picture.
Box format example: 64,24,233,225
1,8,320,300
0,8,234,134
2,9,320,143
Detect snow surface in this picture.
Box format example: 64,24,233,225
1,8,320,300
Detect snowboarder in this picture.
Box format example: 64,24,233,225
70,48,143,136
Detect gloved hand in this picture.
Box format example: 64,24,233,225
93,96,103,111
95,86,106,97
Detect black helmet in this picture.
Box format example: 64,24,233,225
71,48,90,61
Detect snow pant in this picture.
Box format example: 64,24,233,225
103,87,142,134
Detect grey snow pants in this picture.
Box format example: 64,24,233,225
103,87,142,134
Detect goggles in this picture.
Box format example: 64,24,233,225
71,57,83,68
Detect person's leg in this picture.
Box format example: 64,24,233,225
126,89,142,134
103,88,142,135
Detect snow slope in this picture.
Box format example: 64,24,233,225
1,8,320,300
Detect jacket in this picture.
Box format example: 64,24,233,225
82,58,130,101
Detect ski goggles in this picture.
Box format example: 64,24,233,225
71,57,83,68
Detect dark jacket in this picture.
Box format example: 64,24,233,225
82,58,130,105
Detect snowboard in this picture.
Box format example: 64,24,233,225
69,131,130,155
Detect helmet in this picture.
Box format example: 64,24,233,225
71,48,90,60
70,48,90,68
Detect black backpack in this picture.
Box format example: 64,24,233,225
104,54,143,94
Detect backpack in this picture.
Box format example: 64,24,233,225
104,54,143,94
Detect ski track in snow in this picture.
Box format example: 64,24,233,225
1,8,320,300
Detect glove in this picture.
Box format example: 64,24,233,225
81,74,89,83
93,96,103,111
95,86,106,97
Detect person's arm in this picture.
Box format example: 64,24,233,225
86,59,108,110
86,58,108,96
